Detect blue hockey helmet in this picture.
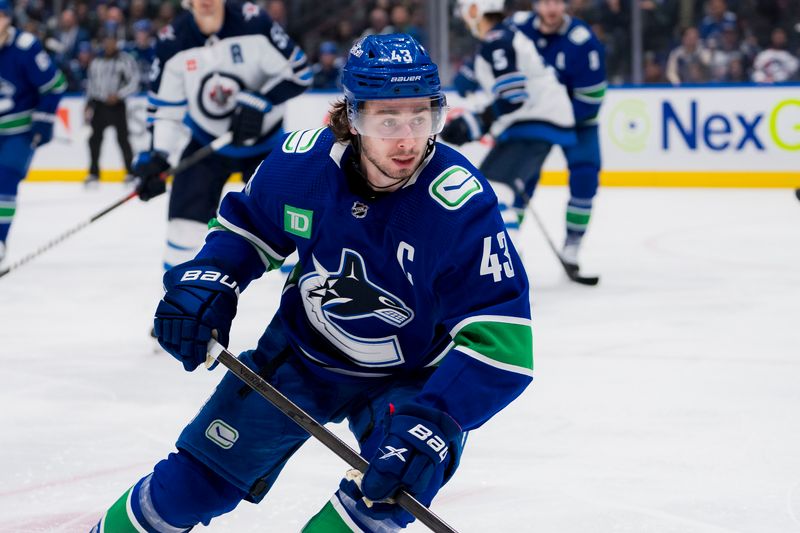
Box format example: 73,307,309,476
343,34,448,138
0,0,11,17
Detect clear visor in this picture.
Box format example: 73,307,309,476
349,96,449,139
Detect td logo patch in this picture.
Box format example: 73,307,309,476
205,419,239,449
284,205,313,238
429,166,483,210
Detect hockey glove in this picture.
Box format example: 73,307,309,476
31,112,55,146
439,112,484,146
361,404,462,524
230,91,272,146
132,150,170,201
154,259,239,371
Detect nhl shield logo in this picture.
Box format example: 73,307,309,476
351,201,368,219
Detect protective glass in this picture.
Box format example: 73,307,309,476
349,96,449,139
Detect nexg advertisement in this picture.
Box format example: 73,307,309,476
28,85,800,187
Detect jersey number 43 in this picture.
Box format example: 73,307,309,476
480,232,515,282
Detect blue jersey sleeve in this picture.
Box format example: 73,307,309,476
22,37,66,114
564,26,606,124
414,191,533,431
196,151,297,287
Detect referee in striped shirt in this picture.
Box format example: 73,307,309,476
84,24,139,185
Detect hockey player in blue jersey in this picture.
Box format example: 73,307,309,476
513,0,606,270
0,0,66,263
92,34,533,532
132,0,311,271
441,0,575,256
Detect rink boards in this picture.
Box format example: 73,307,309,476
26,84,800,187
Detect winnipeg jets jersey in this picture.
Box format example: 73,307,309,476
198,128,533,431
514,13,606,126
458,22,575,145
148,1,311,158
0,28,66,135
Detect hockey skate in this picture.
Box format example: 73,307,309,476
560,239,581,275
83,173,100,188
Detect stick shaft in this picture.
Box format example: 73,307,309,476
206,340,459,533
0,133,234,279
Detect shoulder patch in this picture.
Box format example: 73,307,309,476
568,26,591,45
158,24,176,41
510,10,531,25
16,32,36,50
429,166,484,210
242,1,261,21
282,127,325,154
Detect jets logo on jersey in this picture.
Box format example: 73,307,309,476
299,249,414,367
198,73,244,119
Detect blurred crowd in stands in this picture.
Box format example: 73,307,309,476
12,0,800,92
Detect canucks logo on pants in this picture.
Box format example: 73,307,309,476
299,249,414,367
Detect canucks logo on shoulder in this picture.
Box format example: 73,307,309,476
299,249,414,367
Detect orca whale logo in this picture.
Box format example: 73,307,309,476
299,249,414,367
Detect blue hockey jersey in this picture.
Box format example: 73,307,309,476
148,0,311,159
197,128,533,431
514,13,606,125
0,28,66,135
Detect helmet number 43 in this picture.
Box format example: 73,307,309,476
480,232,515,282
391,49,413,63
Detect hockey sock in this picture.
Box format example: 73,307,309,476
163,218,208,271
92,451,246,532
302,473,402,533
565,196,593,244
91,474,190,533
0,194,16,243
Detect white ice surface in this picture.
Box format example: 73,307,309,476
1,183,799,533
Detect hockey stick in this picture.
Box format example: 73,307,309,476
205,339,460,533
514,179,600,286
0,132,233,279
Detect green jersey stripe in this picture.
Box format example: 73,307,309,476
455,345,533,376
40,70,67,94
0,114,33,130
452,320,533,371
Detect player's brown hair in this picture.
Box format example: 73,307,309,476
328,99,356,143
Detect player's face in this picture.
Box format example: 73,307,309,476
192,0,224,34
355,98,432,190
536,0,566,31
0,13,10,36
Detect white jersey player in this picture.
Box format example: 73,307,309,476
133,0,311,271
